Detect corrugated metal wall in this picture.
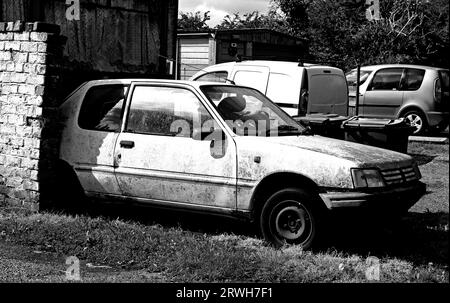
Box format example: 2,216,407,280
1,0,178,97
0,0,177,76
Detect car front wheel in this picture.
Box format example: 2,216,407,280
403,110,427,135
260,188,321,249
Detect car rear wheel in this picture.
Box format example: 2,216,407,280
260,188,321,249
403,110,427,135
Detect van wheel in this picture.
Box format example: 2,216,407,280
403,110,427,135
260,188,321,249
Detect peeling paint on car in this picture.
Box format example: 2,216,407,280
58,79,423,218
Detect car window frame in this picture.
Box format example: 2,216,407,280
77,83,129,133
194,71,229,83
367,68,406,91
122,83,224,139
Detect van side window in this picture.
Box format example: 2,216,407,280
266,73,298,105
233,70,268,93
195,71,228,83
78,84,128,132
125,86,212,138
370,68,403,91
402,68,425,91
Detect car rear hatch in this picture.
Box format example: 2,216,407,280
437,70,449,112
307,66,349,116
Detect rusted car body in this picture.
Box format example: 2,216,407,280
58,79,426,248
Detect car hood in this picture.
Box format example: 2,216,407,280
243,135,414,169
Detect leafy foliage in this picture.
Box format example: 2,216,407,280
178,11,211,31
274,0,449,70
177,0,449,71
216,10,290,33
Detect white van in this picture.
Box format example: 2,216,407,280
191,60,349,117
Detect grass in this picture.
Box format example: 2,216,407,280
0,209,447,283
408,142,449,213
0,141,448,282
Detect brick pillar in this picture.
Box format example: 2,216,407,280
0,21,66,212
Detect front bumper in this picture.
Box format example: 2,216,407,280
319,181,426,212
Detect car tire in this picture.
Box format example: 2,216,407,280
402,110,428,135
259,188,322,249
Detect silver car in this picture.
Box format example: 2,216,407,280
57,79,425,248
346,64,449,134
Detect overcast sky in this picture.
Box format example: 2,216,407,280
178,0,272,26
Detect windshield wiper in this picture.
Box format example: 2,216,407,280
266,125,311,136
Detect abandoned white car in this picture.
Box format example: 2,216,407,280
58,79,426,248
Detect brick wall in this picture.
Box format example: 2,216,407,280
0,21,66,211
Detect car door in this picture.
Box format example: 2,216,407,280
306,67,349,116
361,68,405,118
114,82,237,210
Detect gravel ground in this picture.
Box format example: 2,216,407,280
0,242,167,283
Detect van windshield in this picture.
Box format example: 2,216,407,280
200,85,307,137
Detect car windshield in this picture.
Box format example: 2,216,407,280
346,69,372,93
200,85,307,137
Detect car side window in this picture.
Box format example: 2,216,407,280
195,71,228,83
402,68,425,91
369,68,404,91
125,86,213,138
78,84,128,132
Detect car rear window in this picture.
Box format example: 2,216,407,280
78,84,128,132
402,68,425,90
439,70,449,91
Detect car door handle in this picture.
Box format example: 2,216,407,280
120,140,135,149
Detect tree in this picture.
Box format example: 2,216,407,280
178,11,211,31
272,0,312,40
216,10,290,33
273,0,449,70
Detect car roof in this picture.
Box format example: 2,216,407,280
357,64,448,71
211,60,336,68
84,78,234,88
193,60,343,79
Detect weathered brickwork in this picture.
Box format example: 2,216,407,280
0,21,65,211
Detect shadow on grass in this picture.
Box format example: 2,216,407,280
48,201,258,238
47,201,448,268
321,211,448,267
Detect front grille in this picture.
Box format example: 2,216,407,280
381,166,418,186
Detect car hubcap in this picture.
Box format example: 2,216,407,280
274,203,311,241
405,113,423,133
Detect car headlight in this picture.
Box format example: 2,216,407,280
351,168,385,188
